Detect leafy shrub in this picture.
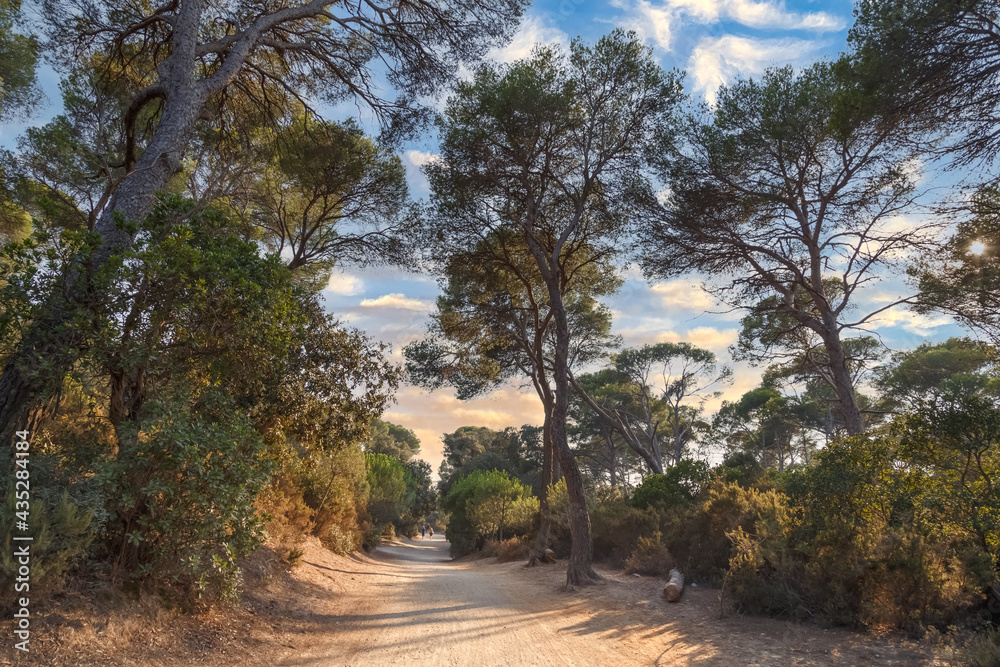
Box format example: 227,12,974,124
631,460,710,511
726,433,992,629
256,477,315,558
444,469,535,557
624,531,674,576
99,389,274,601
589,494,659,565
362,452,414,548
302,446,367,554
0,491,94,610
671,479,791,583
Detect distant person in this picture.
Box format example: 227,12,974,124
420,525,426,538
428,526,434,539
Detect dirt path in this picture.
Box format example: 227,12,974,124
264,536,942,667
4,535,947,666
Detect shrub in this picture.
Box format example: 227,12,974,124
362,452,414,544
303,446,367,555
0,491,94,610
99,389,274,601
444,469,535,557
631,460,710,511
624,531,674,577
496,535,532,562
725,433,992,630
672,479,791,583
589,495,659,565
256,477,315,558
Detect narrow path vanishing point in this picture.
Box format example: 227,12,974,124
271,536,937,667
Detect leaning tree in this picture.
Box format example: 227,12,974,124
0,0,525,446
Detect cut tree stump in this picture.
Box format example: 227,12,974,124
663,568,684,602
543,549,556,563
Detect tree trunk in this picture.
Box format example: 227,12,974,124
0,89,206,448
549,295,599,589
822,330,865,435
528,408,554,566
664,568,684,602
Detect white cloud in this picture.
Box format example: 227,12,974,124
613,0,675,51
405,150,438,168
869,309,952,336
689,35,825,103
650,279,715,310
668,0,844,31
325,271,365,296
612,0,844,51
490,14,570,63
657,326,739,351
359,293,434,311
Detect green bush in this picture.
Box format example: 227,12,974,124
444,469,535,557
631,460,710,511
589,494,659,565
725,433,992,629
99,389,274,601
361,452,413,550
0,491,94,610
624,530,674,576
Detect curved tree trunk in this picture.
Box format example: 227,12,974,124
821,325,865,435
0,87,206,449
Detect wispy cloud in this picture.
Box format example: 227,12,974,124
689,35,826,103
668,0,844,32
490,14,570,63
612,0,844,51
359,293,434,311
650,279,715,310
657,326,739,352
868,308,952,336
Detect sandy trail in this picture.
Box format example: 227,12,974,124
277,536,626,667
268,536,940,667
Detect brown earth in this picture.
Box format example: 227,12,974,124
1,536,953,666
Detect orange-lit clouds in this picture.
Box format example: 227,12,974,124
384,385,544,475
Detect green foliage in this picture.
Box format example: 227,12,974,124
444,469,535,557
362,452,414,549
99,388,274,600
631,460,710,511
725,429,996,630
623,531,674,577
0,4,39,120
240,115,412,272
367,419,421,462
0,490,93,610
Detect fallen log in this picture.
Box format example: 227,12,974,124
663,568,684,602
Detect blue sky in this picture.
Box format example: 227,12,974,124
2,0,972,475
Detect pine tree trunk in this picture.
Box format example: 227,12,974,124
0,91,205,448
549,295,599,589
